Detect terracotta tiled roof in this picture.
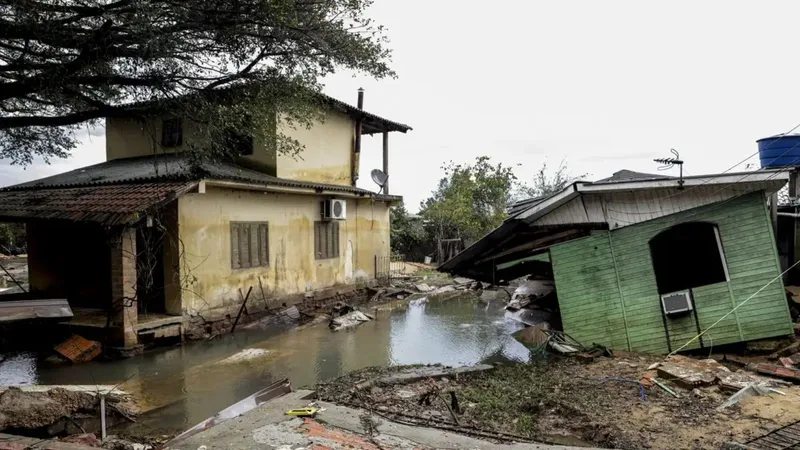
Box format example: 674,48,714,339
0,181,196,225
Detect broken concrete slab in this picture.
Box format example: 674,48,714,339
329,310,373,331
358,365,494,389
415,283,434,292
168,389,596,450
657,356,729,389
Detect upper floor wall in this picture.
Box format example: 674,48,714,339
105,107,356,186
277,109,354,185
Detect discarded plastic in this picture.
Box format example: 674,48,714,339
652,377,679,398
285,407,318,417
717,384,772,410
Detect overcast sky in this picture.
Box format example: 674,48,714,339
3,1,800,212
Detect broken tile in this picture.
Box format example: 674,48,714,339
756,363,800,382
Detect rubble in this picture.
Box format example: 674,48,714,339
329,310,374,331
0,386,135,434
755,363,800,382
717,385,773,410
656,356,724,388
54,335,102,363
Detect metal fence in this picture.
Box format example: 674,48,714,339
375,254,405,285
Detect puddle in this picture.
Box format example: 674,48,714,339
0,293,529,435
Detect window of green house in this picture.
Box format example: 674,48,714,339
314,221,340,259
231,222,268,269
649,222,729,294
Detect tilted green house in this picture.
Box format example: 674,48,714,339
440,169,793,353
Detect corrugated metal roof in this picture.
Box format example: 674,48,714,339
594,169,673,184
320,93,412,135
0,181,196,225
5,154,400,200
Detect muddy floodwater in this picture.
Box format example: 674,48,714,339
0,293,529,436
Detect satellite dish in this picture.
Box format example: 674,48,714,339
371,169,388,192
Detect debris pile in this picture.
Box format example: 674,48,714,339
0,386,136,436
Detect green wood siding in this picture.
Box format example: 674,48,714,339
551,192,792,354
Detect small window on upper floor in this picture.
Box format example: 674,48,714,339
226,129,254,156
649,222,729,294
161,118,183,147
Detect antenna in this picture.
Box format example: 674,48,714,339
370,169,388,193
654,148,685,190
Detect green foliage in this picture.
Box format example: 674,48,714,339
0,0,394,164
516,160,587,199
420,156,518,243
0,223,25,253
389,204,425,259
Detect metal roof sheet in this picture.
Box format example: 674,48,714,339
5,154,400,200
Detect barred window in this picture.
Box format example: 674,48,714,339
231,222,269,269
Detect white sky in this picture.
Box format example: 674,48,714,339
3,1,800,213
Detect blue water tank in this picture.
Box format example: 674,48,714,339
758,134,800,168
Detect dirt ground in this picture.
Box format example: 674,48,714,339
316,356,800,449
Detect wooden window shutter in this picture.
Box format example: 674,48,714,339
314,221,321,259
326,222,334,259
259,223,268,266
249,223,259,268
231,223,240,269
238,225,250,268
333,221,340,257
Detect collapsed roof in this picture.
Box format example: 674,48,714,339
440,169,789,283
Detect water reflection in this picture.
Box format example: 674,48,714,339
0,293,530,435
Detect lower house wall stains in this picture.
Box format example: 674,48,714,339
176,186,390,327
550,191,793,354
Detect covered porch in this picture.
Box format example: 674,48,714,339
0,181,195,351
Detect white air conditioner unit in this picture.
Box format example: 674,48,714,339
661,290,693,316
321,199,346,220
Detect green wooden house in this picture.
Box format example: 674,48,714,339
441,169,793,354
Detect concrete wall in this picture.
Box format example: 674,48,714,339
176,186,389,319
105,107,356,186
106,116,278,175
277,110,354,186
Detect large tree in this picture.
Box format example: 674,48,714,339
420,156,518,245
0,0,393,164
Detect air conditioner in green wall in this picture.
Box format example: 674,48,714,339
661,291,693,316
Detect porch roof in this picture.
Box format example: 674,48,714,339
0,181,196,225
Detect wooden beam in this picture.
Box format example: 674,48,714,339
382,130,389,194
474,229,583,264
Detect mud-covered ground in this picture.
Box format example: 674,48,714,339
316,356,800,449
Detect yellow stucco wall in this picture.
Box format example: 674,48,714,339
176,186,389,317
277,110,354,186
106,108,356,186
105,116,278,174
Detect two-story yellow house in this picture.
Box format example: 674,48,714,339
0,90,410,352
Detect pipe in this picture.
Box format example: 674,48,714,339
778,212,800,218
353,88,364,185
100,395,107,440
